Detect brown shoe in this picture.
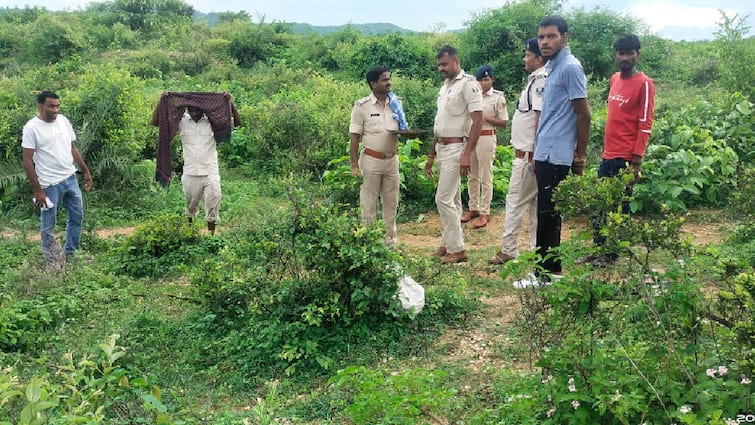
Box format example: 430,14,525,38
472,214,490,229
431,246,447,257
441,250,468,264
488,251,515,265
460,210,480,223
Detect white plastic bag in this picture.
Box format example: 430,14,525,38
397,275,424,317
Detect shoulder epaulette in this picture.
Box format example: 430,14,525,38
356,96,372,105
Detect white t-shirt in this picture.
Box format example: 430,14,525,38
21,115,77,187
178,113,219,176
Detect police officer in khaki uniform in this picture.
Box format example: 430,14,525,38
425,45,484,264
349,66,401,246
461,64,508,229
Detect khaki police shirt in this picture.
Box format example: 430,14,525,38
349,93,399,154
482,88,508,131
510,66,547,152
433,70,484,138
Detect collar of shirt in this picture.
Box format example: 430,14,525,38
183,112,209,124
545,46,572,73
528,66,547,82
483,87,496,96
368,92,389,106
446,69,468,84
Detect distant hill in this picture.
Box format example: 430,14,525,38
195,13,414,35
289,22,414,35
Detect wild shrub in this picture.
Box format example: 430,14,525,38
110,213,206,278
0,334,176,424
190,187,474,379
323,138,515,218
500,173,754,424
192,196,404,375
328,366,455,424
631,94,750,212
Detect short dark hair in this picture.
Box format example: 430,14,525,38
539,15,568,34
614,34,641,52
37,91,59,104
437,44,458,60
366,66,390,86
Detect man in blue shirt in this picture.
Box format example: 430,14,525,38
514,15,591,288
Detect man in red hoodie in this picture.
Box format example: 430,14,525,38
585,34,655,266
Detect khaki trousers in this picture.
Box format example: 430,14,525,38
501,157,538,256
182,174,221,222
435,142,465,253
359,153,399,244
468,134,496,214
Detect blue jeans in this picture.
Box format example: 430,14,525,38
592,158,632,249
40,174,84,262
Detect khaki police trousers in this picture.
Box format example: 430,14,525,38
468,134,496,215
435,142,465,253
359,153,399,245
500,157,537,257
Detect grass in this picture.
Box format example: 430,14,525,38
0,169,748,424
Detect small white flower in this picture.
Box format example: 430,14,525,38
680,405,691,414
568,376,577,392
706,368,717,378
725,419,738,425
541,374,554,384
742,377,752,385
571,400,580,409
546,407,555,418
718,365,728,376
612,390,622,402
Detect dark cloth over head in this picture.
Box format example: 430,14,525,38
151,92,241,187
475,64,494,80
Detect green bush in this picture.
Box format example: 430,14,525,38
632,95,749,213
500,171,754,424
110,213,206,278
329,366,454,424
0,334,176,424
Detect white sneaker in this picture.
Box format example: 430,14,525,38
513,273,550,289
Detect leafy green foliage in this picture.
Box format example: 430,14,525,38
109,213,206,278
329,366,454,424
463,0,558,93
336,33,438,81
632,95,750,212
501,172,754,424
567,7,639,78
0,334,177,424
714,10,755,100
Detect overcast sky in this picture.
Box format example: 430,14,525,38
1,0,752,40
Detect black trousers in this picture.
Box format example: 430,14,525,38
535,161,571,274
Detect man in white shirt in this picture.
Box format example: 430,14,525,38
178,106,221,234
22,90,93,265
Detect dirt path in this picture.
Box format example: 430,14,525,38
1,226,137,242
